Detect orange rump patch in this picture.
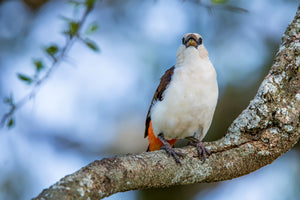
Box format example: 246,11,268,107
147,121,177,151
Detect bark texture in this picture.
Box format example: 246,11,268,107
33,6,300,200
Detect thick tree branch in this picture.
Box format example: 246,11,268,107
33,6,300,200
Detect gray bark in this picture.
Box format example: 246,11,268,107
33,6,300,200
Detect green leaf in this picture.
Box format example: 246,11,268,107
7,117,15,128
211,0,227,4
62,21,79,38
69,21,79,37
224,5,248,13
85,23,98,35
45,45,59,57
17,73,33,84
83,38,99,52
33,59,45,72
85,0,97,9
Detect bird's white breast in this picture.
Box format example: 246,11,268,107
150,55,218,140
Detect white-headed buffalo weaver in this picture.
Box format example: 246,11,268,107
145,33,218,164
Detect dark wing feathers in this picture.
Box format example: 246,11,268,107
144,66,175,138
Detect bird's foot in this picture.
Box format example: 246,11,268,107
188,139,210,163
160,144,184,164
158,133,184,164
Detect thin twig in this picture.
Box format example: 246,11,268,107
0,3,94,128
188,0,248,13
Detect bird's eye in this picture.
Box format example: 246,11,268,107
198,37,203,45
182,37,185,44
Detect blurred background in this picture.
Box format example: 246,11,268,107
0,0,299,199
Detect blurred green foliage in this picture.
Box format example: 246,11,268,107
1,0,100,128
211,0,227,4
17,74,33,84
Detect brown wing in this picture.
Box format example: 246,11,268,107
144,66,175,138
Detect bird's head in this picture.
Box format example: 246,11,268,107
177,33,208,62
182,33,203,48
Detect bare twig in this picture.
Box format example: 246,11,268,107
187,0,248,13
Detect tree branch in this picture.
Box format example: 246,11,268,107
33,6,300,200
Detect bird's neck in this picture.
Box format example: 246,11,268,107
176,47,209,68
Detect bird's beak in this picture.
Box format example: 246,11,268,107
183,34,199,48
186,38,198,48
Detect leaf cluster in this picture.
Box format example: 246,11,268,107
2,0,100,128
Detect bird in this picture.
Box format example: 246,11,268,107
144,33,218,164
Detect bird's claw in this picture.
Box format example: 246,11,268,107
160,145,184,164
188,140,210,163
